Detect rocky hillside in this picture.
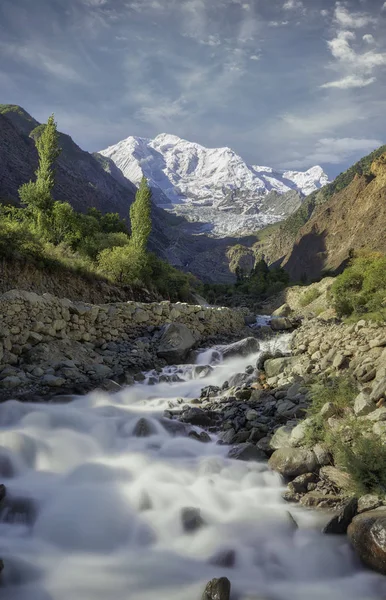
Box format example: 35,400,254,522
265,144,386,272
281,153,386,281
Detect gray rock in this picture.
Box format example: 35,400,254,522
89,364,112,379
245,409,258,421
270,425,293,450
288,472,318,494
264,357,299,378
323,498,358,535
272,304,292,317
188,431,211,443
365,407,386,422
270,317,295,331
348,509,386,575
228,443,265,462
180,407,214,427
320,402,336,419
289,419,312,447
370,378,386,403
354,391,375,417
218,337,260,359
357,495,383,514
41,374,66,388
0,376,22,389
132,418,154,437
268,447,318,479
181,507,205,532
202,577,231,600
157,323,196,364
313,444,332,467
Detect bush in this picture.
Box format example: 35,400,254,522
299,287,320,307
331,251,386,321
333,421,386,495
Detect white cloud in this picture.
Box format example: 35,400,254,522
283,0,303,9
321,74,376,88
334,3,376,29
291,137,382,166
321,30,386,89
363,34,375,44
383,2,386,11
321,9,329,17
250,54,260,60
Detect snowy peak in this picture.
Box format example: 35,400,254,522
99,133,330,236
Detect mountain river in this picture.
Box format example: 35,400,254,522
0,333,385,600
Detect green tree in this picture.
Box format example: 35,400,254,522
19,114,61,213
130,177,152,252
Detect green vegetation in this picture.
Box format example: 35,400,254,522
303,375,386,494
0,114,195,301
331,251,386,322
202,258,289,306
299,287,321,307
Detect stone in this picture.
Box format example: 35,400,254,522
348,509,386,574
270,317,295,331
289,419,312,447
218,337,260,359
313,444,332,467
157,323,196,364
202,577,231,600
192,365,213,379
264,357,298,378
132,418,154,437
188,431,211,443
320,402,337,419
270,425,293,450
181,507,206,532
354,391,375,417
357,495,383,514
180,407,214,427
323,498,358,535
268,447,318,479
209,549,236,568
0,376,22,389
319,466,354,492
272,304,292,317
41,374,66,388
245,409,258,421
300,492,343,509
365,407,386,422
228,443,265,462
288,472,318,494
370,378,386,403
89,364,112,379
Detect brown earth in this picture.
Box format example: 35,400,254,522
279,154,386,282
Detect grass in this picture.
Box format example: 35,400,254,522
299,288,321,307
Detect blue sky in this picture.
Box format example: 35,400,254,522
1,0,386,176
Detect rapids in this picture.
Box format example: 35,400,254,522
0,335,385,600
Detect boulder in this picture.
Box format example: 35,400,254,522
354,391,375,417
180,407,214,427
270,317,295,331
357,495,382,514
202,577,231,600
156,323,196,364
348,509,386,574
181,507,206,532
289,419,312,447
272,304,292,317
132,418,154,437
228,443,265,462
270,425,293,450
323,498,358,535
217,338,260,359
319,466,354,492
268,447,318,479
264,357,299,378
370,378,386,403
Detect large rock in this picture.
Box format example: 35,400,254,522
354,391,375,417
268,447,318,479
217,337,260,359
323,498,358,535
348,509,386,574
272,304,292,317
228,443,265,462
270,317,295,331
202,577,231,600
156,323,196,364
264,357,299,378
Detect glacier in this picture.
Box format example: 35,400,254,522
99,133,329,237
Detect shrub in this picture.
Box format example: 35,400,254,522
331,251,386,320
299,287,320,307
333,421,386,495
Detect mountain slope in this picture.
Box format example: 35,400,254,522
100,133,329,236
281,154,386,281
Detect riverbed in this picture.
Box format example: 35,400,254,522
0,335,385,600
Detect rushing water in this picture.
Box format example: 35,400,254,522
0,335,385,600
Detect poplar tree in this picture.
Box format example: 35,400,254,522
19,114,61,212
129,177,152,252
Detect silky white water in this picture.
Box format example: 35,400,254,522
0,336,385,600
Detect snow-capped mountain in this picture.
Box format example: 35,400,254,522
99,133,329,237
